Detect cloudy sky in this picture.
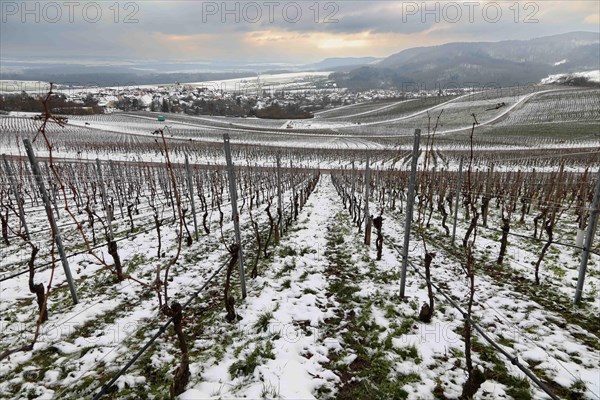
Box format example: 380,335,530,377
1,0,599,64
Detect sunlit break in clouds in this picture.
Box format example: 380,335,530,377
1,1,599,64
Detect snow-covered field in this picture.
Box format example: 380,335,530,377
541,70,600,84
0,82,599,399
1,172,598,399
186,71,332,93
0,81,51,94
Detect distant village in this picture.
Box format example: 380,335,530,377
1,80,471,118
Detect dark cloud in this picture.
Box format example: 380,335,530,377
1,1,598,62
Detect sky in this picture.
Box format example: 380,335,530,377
1,0,599,65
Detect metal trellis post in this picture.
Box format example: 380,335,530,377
23,139,78,305
400,129,421,298
452,157,464,244
185,155,199,241
574,166,600,304
364,155,372,245
223,134,247,299
276,155,283,238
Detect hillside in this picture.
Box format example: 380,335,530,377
332,32,600,88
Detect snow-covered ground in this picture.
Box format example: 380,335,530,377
0,171,598,399
541,70,600,84
0,80,51,93
186,71,332,92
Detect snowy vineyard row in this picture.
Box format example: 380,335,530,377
326,148,599,398
0,130,321,398
1,114,597,173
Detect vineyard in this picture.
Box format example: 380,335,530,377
0,84,599,400
496,89,600,126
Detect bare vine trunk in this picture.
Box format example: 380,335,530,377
418,252,435,323
224,244,239,322
264,200,274,258
534,220,554,285
27,244,47,322
460,244,485,399
169,302,190,399
107,240,124,281
497,216,510,264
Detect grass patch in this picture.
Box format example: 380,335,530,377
126,253,146,274
228,342,275,378
279,245,297,258
253,311,273,333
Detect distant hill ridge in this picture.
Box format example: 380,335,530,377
332,32,600,88
306,57,381,71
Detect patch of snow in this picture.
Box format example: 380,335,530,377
541,70,600,84
521,348,548,363
477,380,509,399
